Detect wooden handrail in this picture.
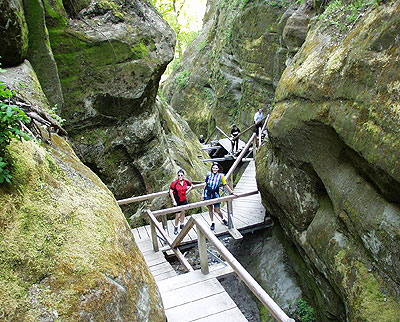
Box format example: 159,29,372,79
231,114,269,141
152,212,294,322
117,118,268,206
225,132,256,181
193,218,295,322
117,183,205,205
215,126,232,141
152,190,258,217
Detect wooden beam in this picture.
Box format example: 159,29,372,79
225,132,257,181
146,210,193,272
197,225,209,275
171,217,195,248
215,126,232,141
117,183,205,205
204,127,217,144
194,218,294,322
152,190,259,217
150,221,159,252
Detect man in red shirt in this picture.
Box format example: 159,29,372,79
169,169,192,234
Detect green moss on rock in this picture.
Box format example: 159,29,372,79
0,138,165,321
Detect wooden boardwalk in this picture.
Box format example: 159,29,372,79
132,161,269,247
131,161,271,322
137,239,247,321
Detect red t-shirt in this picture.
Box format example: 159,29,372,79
170,179,192,202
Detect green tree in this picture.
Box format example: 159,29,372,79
150,0,202,74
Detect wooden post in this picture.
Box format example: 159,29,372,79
197,225,209,275
253,134,257,155
227,175,234,228
194,218,295,322
161,214,168,232
150,220,159,252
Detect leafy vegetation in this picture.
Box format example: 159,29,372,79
49,104,65,125
176,70,191,90
318,0,380,32
0,65,31,183
150,0,202,74
292,298,316,322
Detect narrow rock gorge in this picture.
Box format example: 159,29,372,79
1,0,400,321
162,0,400,320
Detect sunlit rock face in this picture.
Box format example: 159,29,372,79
257,1,400,321
162,0,312,137
0,62,165,322
39,0,207,220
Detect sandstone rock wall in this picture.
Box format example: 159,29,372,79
161,0,400,320
0,62,165,321
162,0,312,138
256,1,400,321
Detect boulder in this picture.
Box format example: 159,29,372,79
0,62,165,321
257,2,400,320
0,0,28,66
162,0,306,140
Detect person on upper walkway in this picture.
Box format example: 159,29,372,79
254,108,264,137
169,169,192,235
202,162,235,231
230,124,241,153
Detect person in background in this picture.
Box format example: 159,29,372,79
199,135,205,144
230,124,241,153
253,108,264,137
202,162,234,231
169,169,192,235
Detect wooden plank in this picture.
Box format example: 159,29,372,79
155,270,178,282
150,261,175,275
146,256,166,267
137,225,149,240
142,249,165,261
165,292,238,322
131,228,141,241
193,307,248,322
161,278,225,310
157,270,220,293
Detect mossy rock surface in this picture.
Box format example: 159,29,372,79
0,0,28,66
162,0,303,140
0,61,165,321
256,1,400,320
0,138,165,321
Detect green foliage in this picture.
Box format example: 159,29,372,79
293,298,316,322
176,70,191,90
318,0,379,32
0,65,31,184
48,104,65,125
150,0,202,76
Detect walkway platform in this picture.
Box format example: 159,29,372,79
131,161,270,248
137,240,246,322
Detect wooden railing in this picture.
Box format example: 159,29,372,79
117,116,295,321
146,206,295,322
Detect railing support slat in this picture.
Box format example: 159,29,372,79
150,221,159,252
197,225,209,275
146,210,194,272
194,218,294,322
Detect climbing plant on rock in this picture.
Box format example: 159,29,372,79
0,66,31,183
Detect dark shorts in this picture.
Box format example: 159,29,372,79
204,190,220,208
176,199,188,207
